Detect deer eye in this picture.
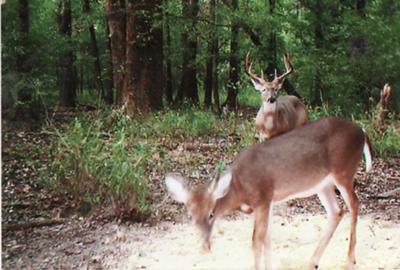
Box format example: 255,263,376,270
209,212,214,220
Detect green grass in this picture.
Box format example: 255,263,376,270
46,107,252,217
46,105,399,217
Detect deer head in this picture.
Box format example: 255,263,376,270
245,52,293,104
165,170,231,252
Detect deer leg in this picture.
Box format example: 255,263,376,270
252,204,271,270
264,205,273,270
336,182,359,269
309,185,344,270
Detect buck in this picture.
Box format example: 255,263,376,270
245,52,308,140
165,117,372,270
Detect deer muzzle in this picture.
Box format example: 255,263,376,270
268,96,277,103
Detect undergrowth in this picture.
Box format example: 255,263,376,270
47,107,251,218
47,105,399,218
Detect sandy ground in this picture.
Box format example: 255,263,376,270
107,214,400,270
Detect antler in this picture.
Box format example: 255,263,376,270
245,52,265,84
275,52,293,82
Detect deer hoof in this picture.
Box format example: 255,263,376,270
347,260,356,270
307,263,318,270
201,241,211,253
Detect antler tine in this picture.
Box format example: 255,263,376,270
245,52,264,83
276,52,293,82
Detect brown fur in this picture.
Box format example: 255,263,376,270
166,117,371,270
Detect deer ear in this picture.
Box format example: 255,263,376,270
251,79,264,92
212,171,232,200
165,173,189,204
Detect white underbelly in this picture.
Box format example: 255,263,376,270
275,174,335,202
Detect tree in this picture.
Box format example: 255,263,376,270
106,0,163,114
122,0,163,115
223,0,239,110
14,0,38,119
175,0,199,105
57,0,77,107
104,19,115,105
164,4,174,105
204,0,220,111
82,0,108,103
106,0,126,106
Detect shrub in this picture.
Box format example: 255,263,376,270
47,108,242,218
50,109,151,217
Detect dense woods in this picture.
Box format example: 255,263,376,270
2,0,400,116
2,3,400,268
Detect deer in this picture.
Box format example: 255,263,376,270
165,117,372,270
245,52,308,141
375,83,392,132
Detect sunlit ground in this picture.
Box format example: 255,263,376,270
115,214,400,270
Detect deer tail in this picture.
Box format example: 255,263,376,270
363,132,373,173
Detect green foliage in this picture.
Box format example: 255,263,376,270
308,106,400,158
47,107,251,215
372,126,400,157
358,117,400,158
153,109,220,138
3,0,400,113
308,105,344,121
50,109,151,214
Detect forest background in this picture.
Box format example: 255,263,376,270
2,0,399,219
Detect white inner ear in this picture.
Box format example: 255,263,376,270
212,171,232,200
251,79,264,92
165,174,189,204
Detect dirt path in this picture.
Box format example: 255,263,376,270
3,211,399,270
109,214,400,270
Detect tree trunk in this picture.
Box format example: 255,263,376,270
312,0,324,106
176,0,199,105
204,49,213,108
17,0,29,73
57,0,77,107
211,0,220,112
224,0,239,110
265,0,276,77
82,0,105,102
212,38,220,112
123,0,163,115
204,0,219,109
106,0,126,106
14,0,40,119
165,9,173,105
104,20,115,105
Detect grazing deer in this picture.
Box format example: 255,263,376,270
165,117,372,270
245,52,308,140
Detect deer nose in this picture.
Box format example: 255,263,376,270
268,96,276,103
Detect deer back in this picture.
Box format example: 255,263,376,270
227,117,364,205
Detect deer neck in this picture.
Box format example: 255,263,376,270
262,100,277,113
213,184,241,218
